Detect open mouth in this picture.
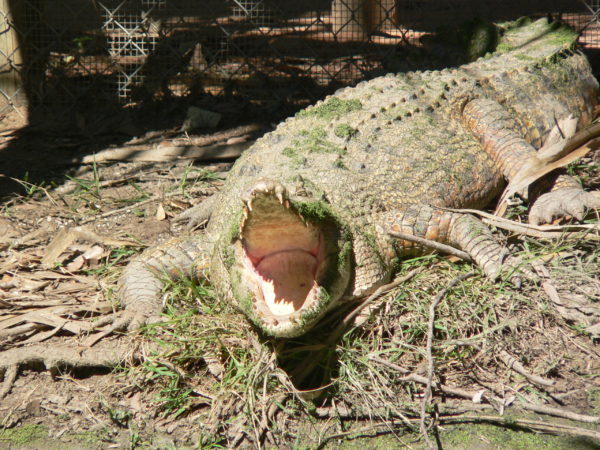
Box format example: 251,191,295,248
240,184,325,318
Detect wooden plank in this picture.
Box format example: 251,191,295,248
0,0,25,111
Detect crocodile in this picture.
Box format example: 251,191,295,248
115,18,600,338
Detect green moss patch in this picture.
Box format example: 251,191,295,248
497,18,577,54
283,128,345,164
293,199,336,223
298,97,362,120
334,123,358,139
0,425,48,446
282,146,306,167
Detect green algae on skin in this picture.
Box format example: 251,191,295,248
298,97,362,120
334,123,358,139
283,128,345,162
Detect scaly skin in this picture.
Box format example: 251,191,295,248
116,19,599,338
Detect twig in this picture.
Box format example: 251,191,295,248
257,393,288,446
0,323,42,339
315,409,600,445
480,218,599,241
441,415,600,440
441,319,518,346
78,181,219,225
520,402,600,423
369,355,600,424
388,231,472,261
420,271,475,448
437,207,600,240
369,355,476,399
313,402,492,419
316,422,409,449
0,364,17,399
79,196,159,225
498,350,555,387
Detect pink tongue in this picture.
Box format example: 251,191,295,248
256,250,317,316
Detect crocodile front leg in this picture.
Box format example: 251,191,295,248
92,235,211,338
462,98,600,224
377,204,523,282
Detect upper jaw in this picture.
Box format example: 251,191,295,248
232,179,348,337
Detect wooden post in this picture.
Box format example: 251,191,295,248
332,0,369,41
0,0,25,112
372,0,397,32
331,0,398,41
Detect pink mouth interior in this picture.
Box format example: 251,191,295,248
242,207,322,316
253,249,318,315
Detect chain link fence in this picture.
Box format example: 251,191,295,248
1,0,600,127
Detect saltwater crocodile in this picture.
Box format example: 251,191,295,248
116,18,599,338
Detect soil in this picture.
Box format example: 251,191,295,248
0,104,599,449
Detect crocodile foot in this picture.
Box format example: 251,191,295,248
529,188,600,225
85,310,162,346
494,254,537,288
174,194,217,229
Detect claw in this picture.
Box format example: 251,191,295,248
175,194,217,230
489,254,536,288
529,188,600,225
85,310,159,346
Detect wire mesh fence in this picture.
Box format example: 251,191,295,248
1,0,600,127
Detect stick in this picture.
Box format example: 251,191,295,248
0,364,17,399
420,272,475,447
498,350,555,387
369,356,600,424
388,231,472,261
442,415,600,440
316,410,600,443
437,207,600,240
334,269,421,334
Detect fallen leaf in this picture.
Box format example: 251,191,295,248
66,255,86,272
496,134,600,216
43,226,137,268
156,203,167,221
82,245,106,267
472,390,485,404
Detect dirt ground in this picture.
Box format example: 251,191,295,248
0,101,600,449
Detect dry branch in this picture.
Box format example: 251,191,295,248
0,339,143,399
439,206,600,240
79,140,252,164
388,231,472,261
498,349,555,387
369,355,600,424
315,408,600,443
